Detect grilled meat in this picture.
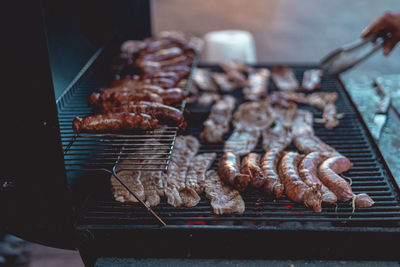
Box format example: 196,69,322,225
73,113,158,133
240,153,265,188
261,148,285,199
211,72,235,93
279,152,322,212
301,69,323,91
204,170,245,215
200,95,236,143
298,152,337,204
185,153,217,194
271,65,299,91
224,128,260,156
242,68,270,101
218,152,250,192
193,68,218,92
318,156,373,208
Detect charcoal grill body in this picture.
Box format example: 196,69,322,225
1,1,400,266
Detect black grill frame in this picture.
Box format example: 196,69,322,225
58,45,400,259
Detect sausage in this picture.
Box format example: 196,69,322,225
318,156,374,208
298,152,337,204
73,113,158,133
107,101,186,130
261,148,285,199
218,152,250,192
240,153,264,188
317,156,353,202
279,152,322,212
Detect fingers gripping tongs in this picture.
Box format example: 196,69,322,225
319,31,390,76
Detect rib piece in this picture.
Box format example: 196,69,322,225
271,66,299,91
298,152,337,204
211,72,235,93
73,113,158,133
162,135,200,207
111,162,144,203
232,100,275,131
185,153,217,194
200,95,236,143
204,170,245,215
193,68,218,92
318,156,374,208
301,69,323,91
292,109,339,156
224,128,260,156
262,103,297,151
242,68,270,101
240,153,265,188
218,152,250,191
261,147,285,199
279,152,322,212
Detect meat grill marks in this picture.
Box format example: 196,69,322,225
240,153,264,188
271,65,299,91
301,69,323,91
211,72,235,93
318,156,374,208
192,68,218,92
218,152,250,192
225,100,274,156
242,68,270,101
271,91,340,129
200,95,236,143
162,135,200,207
73,113,159,133
298,152,337,204
279,152,322,213
185,152,217,194
292,109,339,156
262,103,297,152
204,170,245,215
261,148,285,199
106,101,186,130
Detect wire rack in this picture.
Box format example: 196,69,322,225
58,44,196,225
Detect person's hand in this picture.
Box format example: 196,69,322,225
361,12,400,56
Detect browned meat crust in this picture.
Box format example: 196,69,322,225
298,152,337,204
261,147,285,199
73,113,158,133
242,68,270,101
279,152,322,212
105,101,186,130
301,69,323,91
218,152,250,192
240,153,265,188
271,66,299,91
204,170,245,214
186,153,217,194
200,95,236,143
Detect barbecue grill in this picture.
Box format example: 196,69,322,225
2,1,400,266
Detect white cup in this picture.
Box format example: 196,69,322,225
203,30,257,64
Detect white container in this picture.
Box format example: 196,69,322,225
203,30,257,64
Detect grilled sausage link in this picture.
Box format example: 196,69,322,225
107,101,186,130
279,152,322,212
218,152,250,192
318,156,374,208
73,113,158,133
261,148,285,198
111,88,186,105
240,153,265,188
317,156,353,202
298,152,337,204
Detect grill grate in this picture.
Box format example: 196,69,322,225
59,48,193,174
69,63,400,230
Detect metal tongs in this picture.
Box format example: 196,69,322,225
319,31,390,76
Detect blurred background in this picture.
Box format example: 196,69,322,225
4,0,398,266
